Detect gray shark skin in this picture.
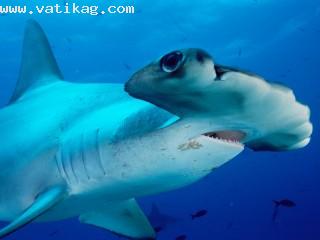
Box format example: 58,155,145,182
0,21,312,239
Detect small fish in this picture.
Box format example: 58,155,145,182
272,199,296,222
123,63,131,71
176,234,187,240
191,209,208,220
274,199,296,207
49,230,59,237
154,226,163,233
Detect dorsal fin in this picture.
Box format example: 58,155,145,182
10,20,63,103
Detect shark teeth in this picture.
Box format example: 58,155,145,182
202,130,245,146
207,136,244,146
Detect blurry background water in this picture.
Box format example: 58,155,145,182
0,0,319,239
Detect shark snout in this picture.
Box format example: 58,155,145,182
124,72,145,99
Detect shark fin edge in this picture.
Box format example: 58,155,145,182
0,186,66,238
10,20,63,104
79,199,156,239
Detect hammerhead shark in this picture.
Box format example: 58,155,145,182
0,20,312,239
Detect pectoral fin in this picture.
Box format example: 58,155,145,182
0,186,66,238
79,199,156,239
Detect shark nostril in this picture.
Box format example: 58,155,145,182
196,52,205,63
195,50,212,64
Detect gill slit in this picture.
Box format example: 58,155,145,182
81,133,91,180
60,150,71,184
69,151,79,183
55,153,66,182
95,128,106,175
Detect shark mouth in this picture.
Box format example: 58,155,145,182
202,130,246,146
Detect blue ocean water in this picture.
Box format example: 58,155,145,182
0,0,319,239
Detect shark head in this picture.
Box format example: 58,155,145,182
125,48,312,152
123,49,245,182
125,49,216,106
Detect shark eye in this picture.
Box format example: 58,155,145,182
160,51,184,73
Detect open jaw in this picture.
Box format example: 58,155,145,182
202,130,246,146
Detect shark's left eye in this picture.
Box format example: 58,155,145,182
160,51,184,73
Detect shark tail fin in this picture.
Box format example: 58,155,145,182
0,186,66,238
10,20,63,104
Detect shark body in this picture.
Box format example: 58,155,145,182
0,21,312,239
